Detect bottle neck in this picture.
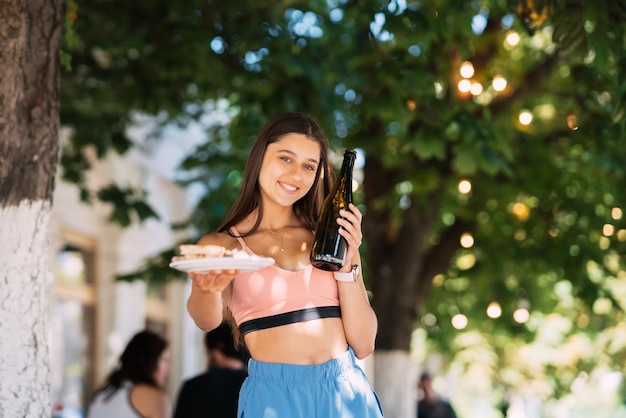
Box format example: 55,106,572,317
339,153,356,175
338,150,356,175
336,151,356,200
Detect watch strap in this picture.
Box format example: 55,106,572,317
333,265,359,282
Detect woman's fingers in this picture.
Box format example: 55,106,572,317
337,203,363,248
188,269,238,293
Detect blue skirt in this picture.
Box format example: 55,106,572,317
237,347,384,418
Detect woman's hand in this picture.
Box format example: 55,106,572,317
187,269,239,293
185,267,236,331
337,203,363,267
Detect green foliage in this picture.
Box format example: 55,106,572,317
116,248,186,282
96,184,159,226
61,0,79,70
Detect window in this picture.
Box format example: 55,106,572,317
51,231,96,415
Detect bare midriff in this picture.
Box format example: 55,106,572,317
243,317,348,364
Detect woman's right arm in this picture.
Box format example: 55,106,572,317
185,233,238,331
186,281,225,331
187,269,239,331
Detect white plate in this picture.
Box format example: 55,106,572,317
169,256,275,273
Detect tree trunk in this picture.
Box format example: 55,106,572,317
0,1,63,416
374,350,418,418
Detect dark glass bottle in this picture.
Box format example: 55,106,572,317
310,149,357,271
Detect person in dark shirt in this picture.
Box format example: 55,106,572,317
173,322,248,418
417,372,457,418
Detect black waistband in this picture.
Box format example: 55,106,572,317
238,306,342,336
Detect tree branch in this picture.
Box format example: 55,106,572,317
415,218,474,309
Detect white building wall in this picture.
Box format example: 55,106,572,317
49,138,206,413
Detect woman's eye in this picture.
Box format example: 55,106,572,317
281,156,292,163
305,165,316,171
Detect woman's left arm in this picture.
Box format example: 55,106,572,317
336,204,378,359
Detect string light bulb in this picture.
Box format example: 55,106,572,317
487,301,502,318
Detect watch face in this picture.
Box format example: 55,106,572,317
353,264,360,279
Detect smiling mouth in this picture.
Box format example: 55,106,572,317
279,181,298,193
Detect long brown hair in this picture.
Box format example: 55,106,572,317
93,330,167,400
218,112,333,235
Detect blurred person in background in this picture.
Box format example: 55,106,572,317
173,321,248,418
417,372,457,418
87,330,171,418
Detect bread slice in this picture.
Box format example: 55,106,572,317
179,244,227,259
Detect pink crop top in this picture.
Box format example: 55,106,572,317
229,227,341,335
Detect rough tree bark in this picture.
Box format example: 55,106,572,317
0,1,63,416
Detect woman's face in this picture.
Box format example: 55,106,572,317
153,348,171,386
258,133,321,208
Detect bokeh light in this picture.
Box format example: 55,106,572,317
456,253,476,270
492,75,508,92
458,79,472,93
451,313,468,329
519,111,533,125
470,82,483,96
460,233,474,248
512,202,530,221
460,61,474,78
505,30,521,47
513,308,530,323
487,301,502,318
458,179,472,194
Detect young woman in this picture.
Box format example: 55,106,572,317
87,330,171,418
185,112,383,417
